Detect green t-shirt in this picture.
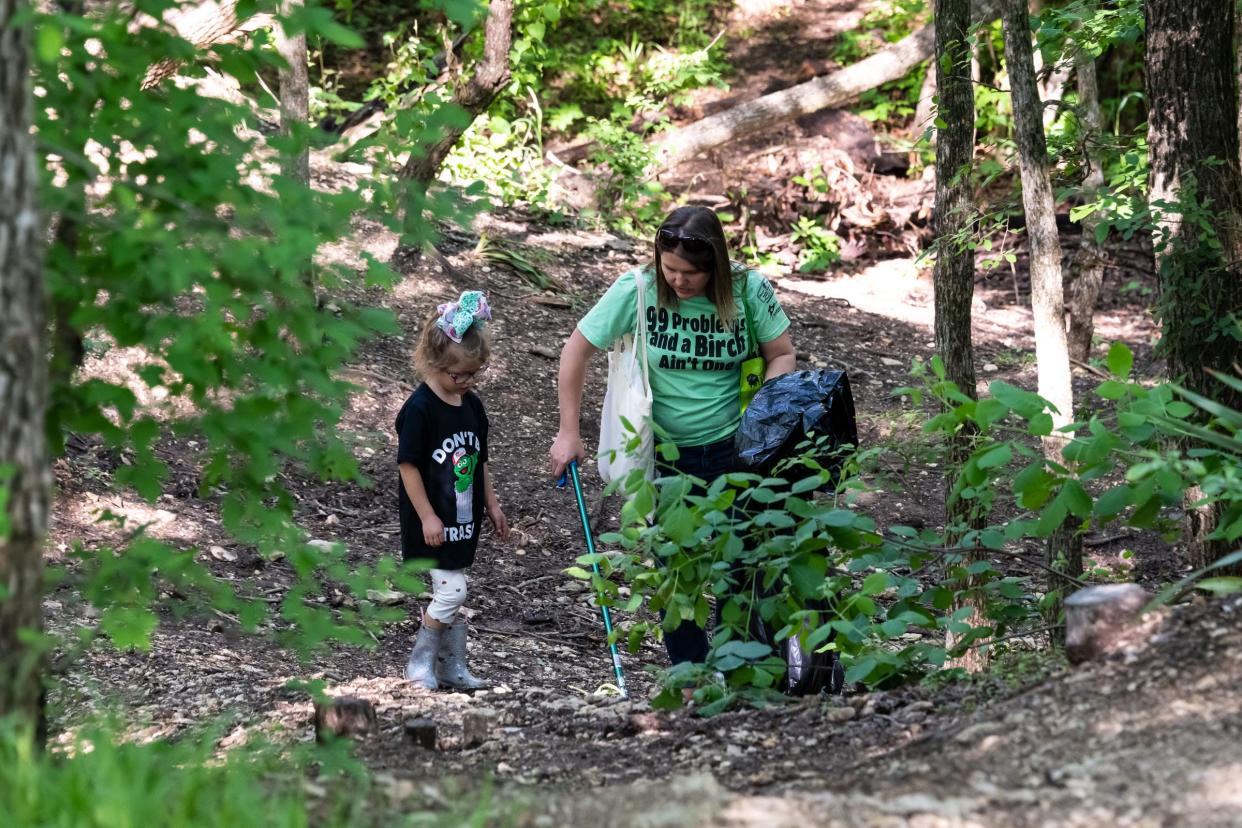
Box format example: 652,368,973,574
578,265,791,447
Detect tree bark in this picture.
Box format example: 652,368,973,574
933,0,987,672
276,0,309,186
398,0,513,184
1066,48,1107,364
1146,0,1242,571
912,59,938,143
648,0,1001,171
1001,0,1079,627
0,0,50,731
139,0,273,90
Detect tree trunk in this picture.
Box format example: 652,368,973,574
1030,1,1072,132
1146,0,1242,571
912,60,938,142
933,0,987,672
1066,48,1106,363
649,0,1001,171
276,0,309,186
0,0,50,731
1001,0,1079,628
139,0,273,90
398,0,513,185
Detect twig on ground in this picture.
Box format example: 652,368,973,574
1070,357,1110,379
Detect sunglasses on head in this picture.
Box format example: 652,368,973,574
656,228,714,256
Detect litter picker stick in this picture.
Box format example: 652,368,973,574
567,460,627,698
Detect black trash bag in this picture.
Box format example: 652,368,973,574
735,369,857,696
745,601,845,696
735,369,858,486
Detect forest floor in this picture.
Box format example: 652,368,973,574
42,1,1242,826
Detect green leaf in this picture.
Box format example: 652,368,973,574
1028,412,1054,436
861,571,890,596
99,605,158,651
1094,485,1135,519
1196,577,1242,596
1061,479,1094,518
819,509,857,528
974,398,1009,431
976,443,1012,469
1106,342,1133,379
789,555,827,599
1096,380,1129,400
662,505,697,545
990,381,1047,418
36,25,63,63
1013,462,1055,510
717,640,772,660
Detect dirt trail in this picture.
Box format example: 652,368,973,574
49,198,1222,827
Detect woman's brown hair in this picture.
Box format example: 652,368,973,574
652,205,740,326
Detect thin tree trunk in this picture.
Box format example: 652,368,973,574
649,0,1001,171
276,0,309,186
933,0,987,672
1030,2,1071,132
0,0,50,731
1066,49,1106,364
1146,0,1242,571
1001,0,1078,629
398,0,513,185
912,59,938,142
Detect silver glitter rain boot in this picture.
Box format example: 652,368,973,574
404,622,445,689
436,620,488,690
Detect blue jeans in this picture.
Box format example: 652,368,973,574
661,435,738,666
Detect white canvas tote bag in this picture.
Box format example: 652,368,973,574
597,273,654,483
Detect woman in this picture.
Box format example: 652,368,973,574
548,205,796,665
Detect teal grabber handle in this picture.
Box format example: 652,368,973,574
567,460,628,698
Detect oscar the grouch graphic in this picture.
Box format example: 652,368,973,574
451,448,478,524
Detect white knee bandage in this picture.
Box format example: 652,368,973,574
426,569,468,624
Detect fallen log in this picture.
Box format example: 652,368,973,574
138,1,272,90
647,0,1000,172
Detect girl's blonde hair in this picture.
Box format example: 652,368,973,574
414,309,491,379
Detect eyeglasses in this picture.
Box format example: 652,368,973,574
656,228,714,256
446,364,488,383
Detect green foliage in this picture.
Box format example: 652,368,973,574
364,0,727,225
581,342,1242,712
1033,0,1143,63
789,216,842,273
33,1,433,658
0,718,498,827
0,720,339,827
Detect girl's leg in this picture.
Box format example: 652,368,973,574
427,570,488,690
406,568,469,688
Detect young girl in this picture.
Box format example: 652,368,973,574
398,290,509,690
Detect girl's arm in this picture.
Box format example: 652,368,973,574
399,462,444,547
482,462,509,541
760,331,797,380
550,329,600,478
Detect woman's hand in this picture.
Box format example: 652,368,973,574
549,430,586,479
421,514,445,547
486,501,510,542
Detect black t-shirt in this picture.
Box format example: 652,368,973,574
396,384,489,569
